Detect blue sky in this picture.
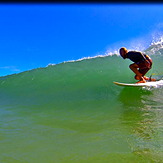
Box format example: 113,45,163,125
0,3,163,76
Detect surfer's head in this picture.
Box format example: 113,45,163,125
119,47,128,59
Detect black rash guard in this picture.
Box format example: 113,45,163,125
126,51,146,63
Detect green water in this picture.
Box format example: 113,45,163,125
0,54,163,162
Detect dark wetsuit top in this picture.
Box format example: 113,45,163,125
126,51,146,64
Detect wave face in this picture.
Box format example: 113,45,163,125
0,44,163,162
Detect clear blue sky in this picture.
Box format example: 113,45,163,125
0,3,163,76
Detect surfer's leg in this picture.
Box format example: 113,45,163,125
139,68,156,81
129,63,142,77
135,75,146,83
137,61,156,82
129,63,145,82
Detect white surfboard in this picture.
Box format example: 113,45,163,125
113,80,163,87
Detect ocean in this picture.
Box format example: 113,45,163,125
0,42,163,163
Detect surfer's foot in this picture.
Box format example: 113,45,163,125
143,76,149,80
136,77,146,83
150,78,156,81
144,76,156,81
136,80,146,84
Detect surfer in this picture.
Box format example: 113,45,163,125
119,47,156,83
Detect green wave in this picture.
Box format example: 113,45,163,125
0,45,163,162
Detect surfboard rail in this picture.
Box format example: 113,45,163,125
113,80,163,87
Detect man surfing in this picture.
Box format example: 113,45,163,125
119,47,156,83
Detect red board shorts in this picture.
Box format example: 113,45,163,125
136,57,152,76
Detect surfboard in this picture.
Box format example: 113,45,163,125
113,80,163,87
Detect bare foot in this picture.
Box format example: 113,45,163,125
144,76,149,80
144,76,156,81
136,80,146,84
150,78,156,81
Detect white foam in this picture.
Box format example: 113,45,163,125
143,80,163,89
